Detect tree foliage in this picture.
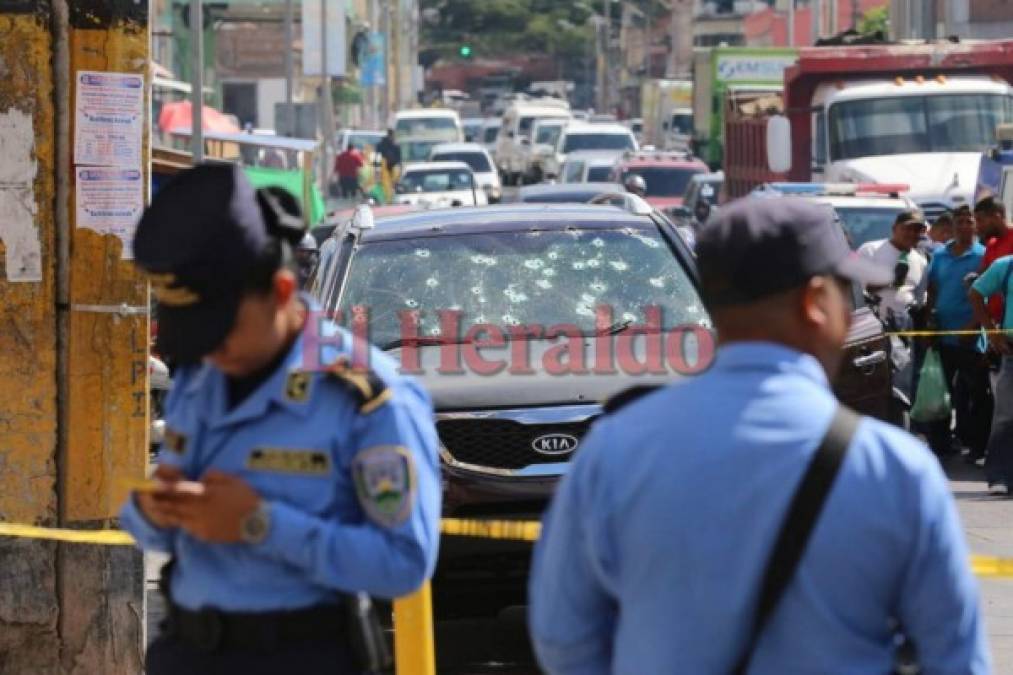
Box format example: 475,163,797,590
858,6,889,37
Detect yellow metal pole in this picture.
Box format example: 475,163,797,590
393,581,437,675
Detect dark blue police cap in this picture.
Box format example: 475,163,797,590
696,196,892,308
133,163,272,363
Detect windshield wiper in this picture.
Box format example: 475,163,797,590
380,336,474,351
593,320,633,336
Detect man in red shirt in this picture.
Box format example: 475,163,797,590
334,145,365,198
977,196,1013,324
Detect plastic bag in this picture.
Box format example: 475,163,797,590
910,348,952,423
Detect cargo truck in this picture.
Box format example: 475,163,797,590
691,46,799,169
640,79,693,150
729,40,1013,220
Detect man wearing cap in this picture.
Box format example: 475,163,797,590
118,164,441,673
857,210,930,323
529,197,987,674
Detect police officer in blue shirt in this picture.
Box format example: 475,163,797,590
119,164,441,674
529,197,988,674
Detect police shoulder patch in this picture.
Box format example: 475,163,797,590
326,358,393,414
351,445,415,528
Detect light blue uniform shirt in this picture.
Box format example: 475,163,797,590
120,308,441,611
529,342,987,675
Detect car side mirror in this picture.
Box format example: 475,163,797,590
766,115,792,174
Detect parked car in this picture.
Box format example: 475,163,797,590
495,99,572,185
516,182,624,204
542,122,638,180
462,117,484,143
522,117,569,183
751,182,918,250
393,161,488,208
560,151,627,183
393,108,463,142
609,150,709,211
309,202,892,614
429,142,502,203
336,128,384,152
479,117,501,156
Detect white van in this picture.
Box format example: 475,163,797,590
392,109,463,143
495,99,572,185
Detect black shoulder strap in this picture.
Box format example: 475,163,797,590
731,406,861,675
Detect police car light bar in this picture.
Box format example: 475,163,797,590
760,182,910,196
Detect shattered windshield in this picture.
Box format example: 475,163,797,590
338,227,709,347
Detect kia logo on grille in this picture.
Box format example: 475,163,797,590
531,433,579,456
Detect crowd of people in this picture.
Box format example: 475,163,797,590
856,196,1013,495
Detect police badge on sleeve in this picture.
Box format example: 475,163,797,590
352,445,416,528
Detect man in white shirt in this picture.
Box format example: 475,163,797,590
857,211,929,324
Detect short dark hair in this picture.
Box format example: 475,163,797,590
952,204,973,219
974,195,1006,216
931,212,954,227
894,210,926,227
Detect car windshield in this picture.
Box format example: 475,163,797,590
346,132,383,150
829,94,1013,160
337,227,709,347
622,167,702,197
519,116,537,135
671,113,693,135
398,169,474,193
563,133,635,153
833,206,909,249
396,117,458,138
535,124,565,145
586,166,612,182
403,140,442,162
483,126,500,143
431,151,492,173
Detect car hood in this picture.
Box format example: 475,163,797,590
646,196,684,209
830,152,981,208
387,339,684,410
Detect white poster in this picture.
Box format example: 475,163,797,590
74,70,144,168
75,167,144,259
302,0,346,77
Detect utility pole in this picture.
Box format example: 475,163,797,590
283,0,293,136
812,0,822,42
191,0,204,161
0,1,147,670
381,0,391,122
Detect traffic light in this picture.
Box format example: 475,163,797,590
459,44,472,59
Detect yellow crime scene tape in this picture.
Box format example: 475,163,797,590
0,519,1009,578
887,328,1013,338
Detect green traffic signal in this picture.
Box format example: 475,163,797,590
459,44,472,58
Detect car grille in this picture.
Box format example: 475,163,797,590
918,202,949,223
437,418,594,470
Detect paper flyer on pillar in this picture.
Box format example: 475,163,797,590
75,168,144,259
74,71,144,168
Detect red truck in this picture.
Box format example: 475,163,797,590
723,39,1013,221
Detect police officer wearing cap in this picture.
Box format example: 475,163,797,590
529,197,987,674
119,164,441,674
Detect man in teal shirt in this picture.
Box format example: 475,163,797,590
926,205,988,460
971,242,1013,494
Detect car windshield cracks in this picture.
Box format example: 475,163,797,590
337,228,710,348
623,167,702,197
563,133,636,153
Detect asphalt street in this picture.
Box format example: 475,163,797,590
143,455,1013,673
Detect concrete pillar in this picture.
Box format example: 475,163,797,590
0,0,147,672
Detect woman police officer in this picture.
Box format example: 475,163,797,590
119,164,441,674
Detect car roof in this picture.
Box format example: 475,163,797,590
358,204,653,243
562,122,632,135
617,157,708,169
801,194,914,209
395,108,460,119
430,142,490,154
518,181,623,197
401,161,473,172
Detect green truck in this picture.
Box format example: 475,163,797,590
691,46,798,169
